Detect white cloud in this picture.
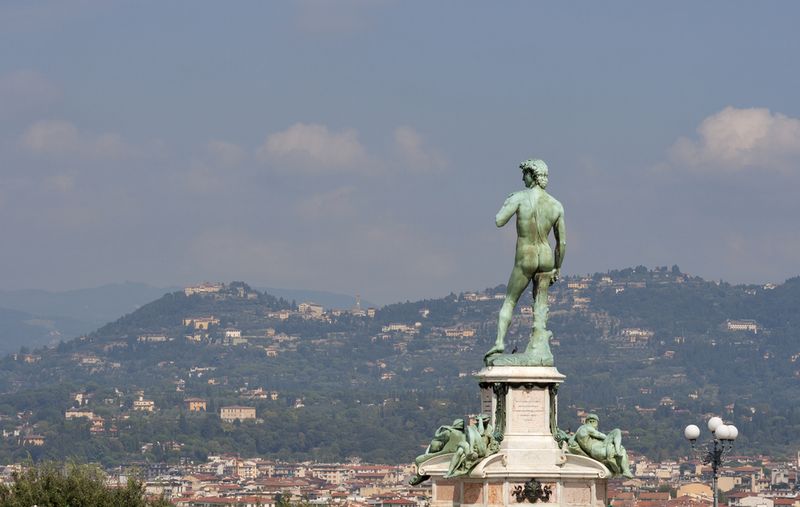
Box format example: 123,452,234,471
168,141,247,195
21,120,78,154
256,122,371,172
670,106,800,172
393,126,448,171
0,70,59,114
44,173,76,193
295,186,356,220
207,140,246,168
21,119,130,159
179,163,222,195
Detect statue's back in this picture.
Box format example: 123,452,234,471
516,189,562,244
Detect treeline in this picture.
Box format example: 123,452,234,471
0,462,170,507
0,389,476,465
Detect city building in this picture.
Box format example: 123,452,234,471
726,319,759,334
133,396,155,412
185,398,207,412
220,406,256,423
184,282,224,296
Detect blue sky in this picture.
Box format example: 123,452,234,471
1,1,799,303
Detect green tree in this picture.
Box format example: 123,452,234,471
0,462,170,507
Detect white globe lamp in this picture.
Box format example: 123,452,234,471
715,424,731,440
684,424,701,441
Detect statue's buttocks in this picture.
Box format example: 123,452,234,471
513,189,560,275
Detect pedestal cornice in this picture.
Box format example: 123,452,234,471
476,365,566,384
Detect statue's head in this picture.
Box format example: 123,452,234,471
585,413,599,427
519,159,549,189
452,419,466,431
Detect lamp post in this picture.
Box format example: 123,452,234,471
684,417,739,507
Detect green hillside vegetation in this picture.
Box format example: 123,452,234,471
0,271,798,465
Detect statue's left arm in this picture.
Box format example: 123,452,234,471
495,193,518,227
553,208,566,282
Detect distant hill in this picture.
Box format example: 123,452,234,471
0,282,373,352
0,282,177,329
0,306,88,354
0,283,177,352
1,270,799,465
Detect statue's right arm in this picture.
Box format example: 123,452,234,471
585,426,607,440
495,193,518,227
554,210,566,269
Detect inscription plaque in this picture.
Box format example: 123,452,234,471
509,387,547,433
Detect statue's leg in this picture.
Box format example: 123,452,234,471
618,446,634,478
611,429,622,454
445,444,468,478
524,271,554,365
484,267,529,361
414,453,432,467
605,459,621,476
605,438,616,460
532,271,553,337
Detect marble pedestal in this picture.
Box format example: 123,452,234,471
417,366,608,507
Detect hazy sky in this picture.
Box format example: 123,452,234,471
2,2,799,303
